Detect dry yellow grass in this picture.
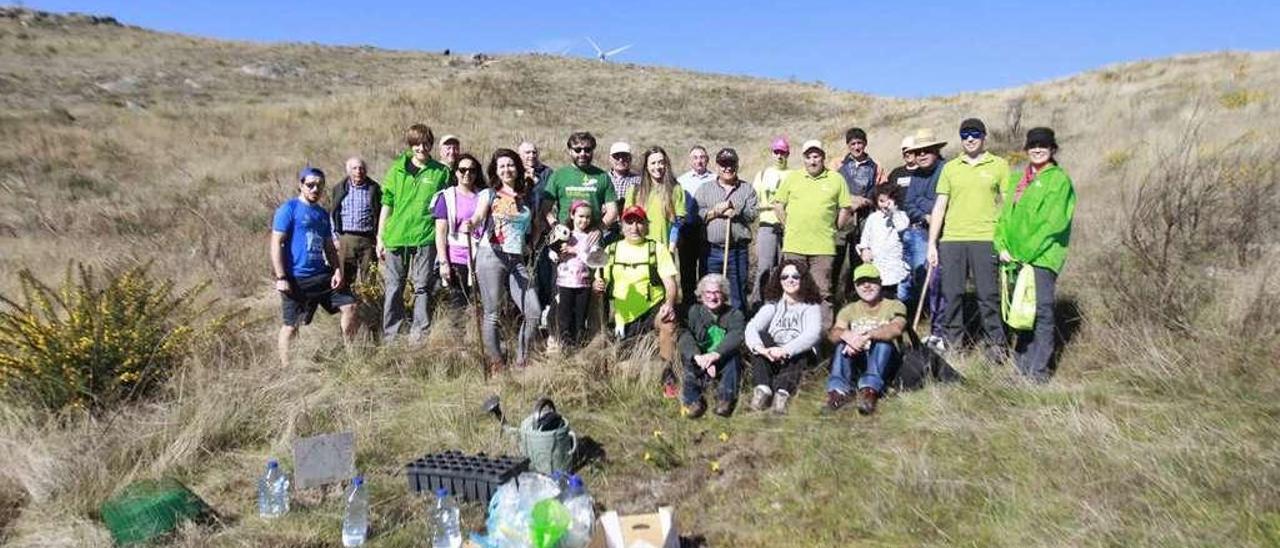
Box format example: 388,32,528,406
1,8,1278,547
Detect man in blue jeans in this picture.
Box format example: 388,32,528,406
901,128,948,342
826,264,907,415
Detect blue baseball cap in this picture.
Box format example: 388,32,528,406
298,166,325,182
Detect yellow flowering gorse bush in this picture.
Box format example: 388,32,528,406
0,264,228,412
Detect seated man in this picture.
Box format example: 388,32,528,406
677,274,746,418
594,205,679,395
826,264,906,415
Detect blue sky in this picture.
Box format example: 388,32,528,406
23,0,1280,97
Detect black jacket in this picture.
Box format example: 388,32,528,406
330,176,382,235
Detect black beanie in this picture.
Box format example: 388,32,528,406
959,118,986,134
1024,127,1057,149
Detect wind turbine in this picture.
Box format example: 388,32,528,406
586,37,632,62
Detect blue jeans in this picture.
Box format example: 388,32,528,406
704,245,749,312
681,353,741,404
826,341,898,394
901,227,944,334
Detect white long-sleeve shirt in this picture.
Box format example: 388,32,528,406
856,209,910,286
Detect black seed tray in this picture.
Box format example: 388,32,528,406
404,450,529,504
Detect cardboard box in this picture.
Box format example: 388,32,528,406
588,506,679,548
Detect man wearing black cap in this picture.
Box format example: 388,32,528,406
694,148,758,311
271,167,358,367
926,118,1010,360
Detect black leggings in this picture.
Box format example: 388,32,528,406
556,286,591,347
750,351,815,395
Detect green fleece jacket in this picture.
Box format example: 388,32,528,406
994,164,1076,273
677,304,746,358
380,151,450,248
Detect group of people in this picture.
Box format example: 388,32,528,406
269,119,1076,417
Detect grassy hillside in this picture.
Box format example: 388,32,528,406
1,8,1278,547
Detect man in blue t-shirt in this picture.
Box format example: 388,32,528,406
270,167,357,367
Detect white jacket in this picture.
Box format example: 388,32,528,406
856,209,910,286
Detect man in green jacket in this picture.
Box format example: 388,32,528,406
377,123,451,343
994,127,1076,381
677,273,746,418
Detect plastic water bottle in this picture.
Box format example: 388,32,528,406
560,475,595,548
431,487,462,548
341,476,369,547
257,459,289,518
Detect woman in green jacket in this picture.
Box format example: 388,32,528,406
994,127,1076,382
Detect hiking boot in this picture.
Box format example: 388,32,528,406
771,389,791,415
683,398,707,419
825,390,850,412
749,385,772,411
661,368,679,399
856,388,879,415
713,399,735,418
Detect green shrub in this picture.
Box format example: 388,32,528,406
1219,89,1265,110
0,263,231,412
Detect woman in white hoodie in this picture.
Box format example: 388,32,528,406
856,184,911,300
745,259,823,414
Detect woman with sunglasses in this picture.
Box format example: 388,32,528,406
744,259,824,414
624,146,686,252
433,153,486,308
994,127,1076,382
471,148,541,374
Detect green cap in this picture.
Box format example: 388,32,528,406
852,263,881,282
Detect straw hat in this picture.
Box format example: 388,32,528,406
904,128,946,152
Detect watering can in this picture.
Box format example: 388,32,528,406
485,396,579,474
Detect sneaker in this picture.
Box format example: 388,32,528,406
825,390,849,412
924,335,946,354
713,399,734,418
545,336,562,356
749,385,772,411
771,389,791,415
856,387,879,415
683,398,707,419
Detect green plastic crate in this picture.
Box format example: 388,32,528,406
99,478,210,545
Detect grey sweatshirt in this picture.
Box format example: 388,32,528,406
745,299,822,356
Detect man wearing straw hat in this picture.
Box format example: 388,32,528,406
694,147,757,312
902,128,949,339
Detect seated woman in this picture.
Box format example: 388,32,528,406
592,205,679,394
677,274,746,419
745,259,824,414
826,264,907,415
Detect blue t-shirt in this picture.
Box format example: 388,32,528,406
272,197,333,278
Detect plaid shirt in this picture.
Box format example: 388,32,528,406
609,171,640,201
338,181,375,233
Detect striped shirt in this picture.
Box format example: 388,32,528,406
339,182,376,233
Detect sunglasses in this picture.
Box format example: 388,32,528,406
456,166,476,173
571,147,594,153
959,129,985,140
611,154,631,161
780,272,801,281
